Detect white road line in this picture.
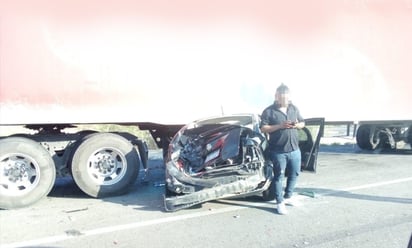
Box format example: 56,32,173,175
2,177,412,248
294,177,412,200
1,204,254,248
341,177,412,192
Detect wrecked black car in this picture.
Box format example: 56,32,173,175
164,114,324,212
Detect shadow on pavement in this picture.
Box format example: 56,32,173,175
320,143,412,155
48,150,168,212
296,187,412,205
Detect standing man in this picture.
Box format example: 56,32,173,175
260,83,305,215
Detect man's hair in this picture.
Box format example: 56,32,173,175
276,83,290,94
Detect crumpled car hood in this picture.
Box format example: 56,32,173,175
164,115,273,212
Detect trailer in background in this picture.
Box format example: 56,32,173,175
324,120,412,151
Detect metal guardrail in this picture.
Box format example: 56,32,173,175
324,121,357,137
325,120,412,138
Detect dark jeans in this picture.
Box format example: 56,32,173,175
270,149,301,203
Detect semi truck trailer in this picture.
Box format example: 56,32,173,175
1,0,411,209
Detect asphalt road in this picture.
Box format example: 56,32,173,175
1,144,411,248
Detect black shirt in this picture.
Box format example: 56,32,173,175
260,102,304,153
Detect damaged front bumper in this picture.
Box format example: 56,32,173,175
164,161,273,212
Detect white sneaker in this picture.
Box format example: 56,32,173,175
284,196,302,207
276,202,288,215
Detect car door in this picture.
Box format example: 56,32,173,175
298,117,325,172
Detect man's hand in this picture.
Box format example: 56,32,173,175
282,120,296,129
284,121,305,129
260,121,305,133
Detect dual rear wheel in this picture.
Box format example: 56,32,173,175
0,133,141,209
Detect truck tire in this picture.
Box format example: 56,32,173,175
0,137,56,209
407,126,412,145
356,125,380,150
70,133,140,198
